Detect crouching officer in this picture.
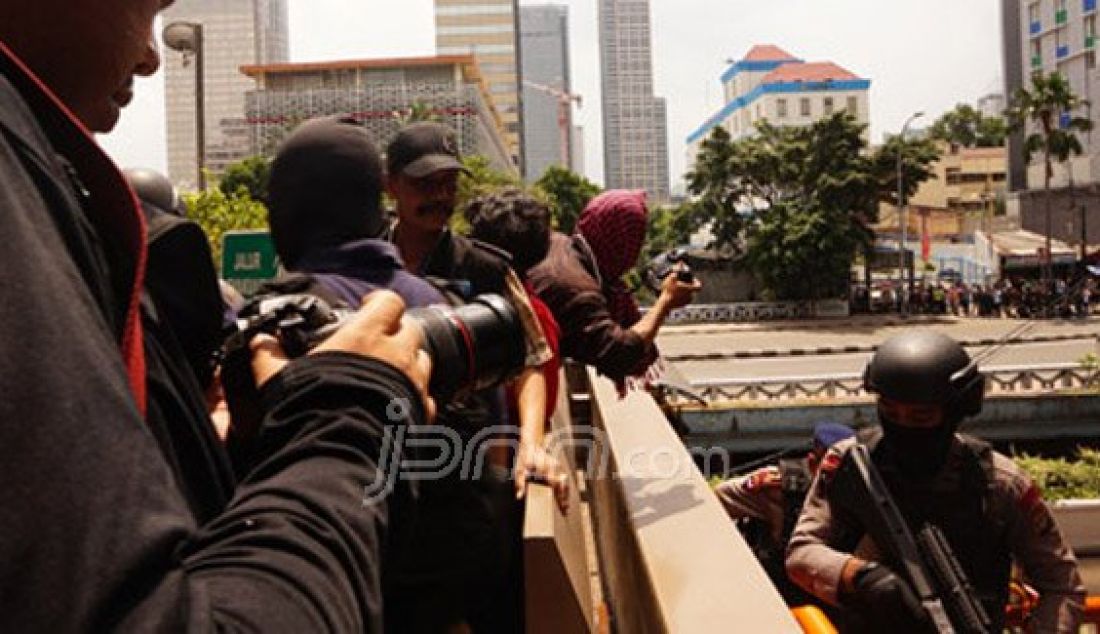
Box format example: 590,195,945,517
786,332,1085,633
715,421,854,606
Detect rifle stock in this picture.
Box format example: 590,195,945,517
834,444,991,634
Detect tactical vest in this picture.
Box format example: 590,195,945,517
865,433,1012,632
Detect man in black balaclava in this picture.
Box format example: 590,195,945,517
786,332,1085,633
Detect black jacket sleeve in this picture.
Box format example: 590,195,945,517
0,99,421,631
132,354,422,633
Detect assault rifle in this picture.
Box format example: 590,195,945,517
833,444,992,634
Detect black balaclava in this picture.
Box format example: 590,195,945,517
267,116,385,268
878,408,961,479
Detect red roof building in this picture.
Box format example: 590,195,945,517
742,44,800,62
760,61,860,84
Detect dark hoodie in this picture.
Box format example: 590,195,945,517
266,116,445,309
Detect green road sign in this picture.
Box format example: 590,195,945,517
221,230,279,296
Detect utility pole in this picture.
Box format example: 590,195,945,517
897,111,924,316
163,21,206,190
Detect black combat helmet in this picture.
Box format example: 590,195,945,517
863,331,984,419
124,167,181,216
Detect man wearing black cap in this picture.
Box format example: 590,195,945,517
384,122,552,632
715,421,855,606
786,332,1084,632
386,122,506,290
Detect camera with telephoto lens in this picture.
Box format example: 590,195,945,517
221,292,527,441
644,248,695,293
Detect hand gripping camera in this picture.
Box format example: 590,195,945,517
221,293,527,440
643,248,696,294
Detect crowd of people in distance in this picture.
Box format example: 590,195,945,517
853,276,1096,319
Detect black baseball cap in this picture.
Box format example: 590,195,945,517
386,122,468,178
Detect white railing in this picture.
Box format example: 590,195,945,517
663,363,1098,406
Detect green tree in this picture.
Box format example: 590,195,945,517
642,201,695,262
743,115,881,301
533,165,602,234
219,155,271,202
183,188,269,264
929,103,1007,148
685,125,747,251
687,114,910,301
453,154,525,234
1007,71,1093,281
976,115,1008,148
870,134,942,210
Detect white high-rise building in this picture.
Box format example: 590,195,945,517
686,45,871,175
162,0,289,189
598,0,670,201
1005,0,1098,188
1001,0,1100,248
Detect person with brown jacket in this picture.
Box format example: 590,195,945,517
527,190,699,386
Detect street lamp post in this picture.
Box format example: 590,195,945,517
897,111,924,316
163,21,206,191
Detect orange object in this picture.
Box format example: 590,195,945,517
1004,582,1040,628
1084,596,1100,626
790,605,838,634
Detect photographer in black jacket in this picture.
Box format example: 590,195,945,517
0,1,433,631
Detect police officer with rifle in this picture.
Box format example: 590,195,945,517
786,332,1085,632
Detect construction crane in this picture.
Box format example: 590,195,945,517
522,79,582,168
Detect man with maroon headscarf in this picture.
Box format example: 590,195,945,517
528,190,700,385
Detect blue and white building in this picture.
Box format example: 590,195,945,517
686,45,872,172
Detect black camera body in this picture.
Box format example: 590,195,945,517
644,248,695,293
221,292,527,442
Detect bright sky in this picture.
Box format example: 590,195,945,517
100,0,1003,190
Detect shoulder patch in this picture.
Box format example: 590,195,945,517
745,467,781,492
1017,481,1056,537
816,448,845,487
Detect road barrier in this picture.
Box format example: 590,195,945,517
666,363,1097,407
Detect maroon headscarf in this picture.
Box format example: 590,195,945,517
577,190,660,385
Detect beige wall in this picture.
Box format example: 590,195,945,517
910,144,1007,216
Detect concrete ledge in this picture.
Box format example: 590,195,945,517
524,379,600,633
584,369,800,633
1052,500,1100,557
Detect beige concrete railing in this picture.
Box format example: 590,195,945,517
544,366,800,633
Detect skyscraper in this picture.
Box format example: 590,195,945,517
162,0,289,188
520,4,574,182
597,0,670,201
434,0,523,168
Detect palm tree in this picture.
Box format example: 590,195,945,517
1007,71,1093,284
